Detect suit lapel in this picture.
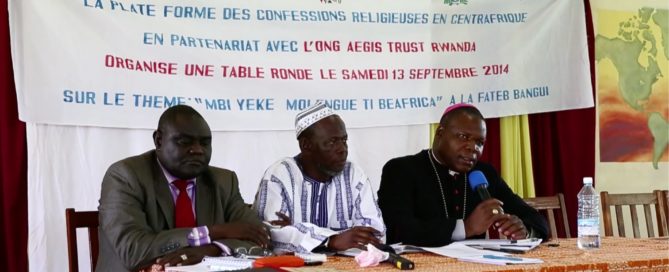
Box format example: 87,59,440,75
196,173,216,226
153,159,176,229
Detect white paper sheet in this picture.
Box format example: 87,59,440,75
420,243,544,266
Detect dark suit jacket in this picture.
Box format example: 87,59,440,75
97,151,262,272
378,150,548,246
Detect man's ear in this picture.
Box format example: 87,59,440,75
298,137,311,152
153,130,162,150
434,126,445,138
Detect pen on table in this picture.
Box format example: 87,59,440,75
469,245,526,254
493,247,526,254
467,244,532,248
482,255,524,261
500,244,533,248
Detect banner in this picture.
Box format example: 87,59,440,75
10,0,593,131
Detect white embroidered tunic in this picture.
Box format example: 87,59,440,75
253,157,386,253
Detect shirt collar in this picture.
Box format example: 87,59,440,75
157,158,196,184
449,170,459,177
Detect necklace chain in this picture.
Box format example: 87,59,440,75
428,149,467,219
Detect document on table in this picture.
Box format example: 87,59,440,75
164,256,254,272
455,238,543,253
420,243,543,265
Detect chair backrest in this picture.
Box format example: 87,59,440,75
65,208,100,272
662,190,669,229
600,191,668,238
524,193,571,239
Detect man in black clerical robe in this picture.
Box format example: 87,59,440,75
378,103,548,246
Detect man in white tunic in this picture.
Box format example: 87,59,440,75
253,102,385,254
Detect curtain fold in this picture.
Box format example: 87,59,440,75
528,109,596,238
500,115,536,198
1,0,29,270
528,0,596,238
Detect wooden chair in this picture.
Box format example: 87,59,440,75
600,191,668,238
524,193,571,240
66,208,100,272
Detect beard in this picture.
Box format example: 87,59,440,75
317,163,343,179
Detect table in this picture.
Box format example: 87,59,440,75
308,237,669,271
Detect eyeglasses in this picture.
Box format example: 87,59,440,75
234,246,274,259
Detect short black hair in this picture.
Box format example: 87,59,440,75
439,106,484,127
157,105,203,130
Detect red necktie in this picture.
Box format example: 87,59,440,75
173,180,196,228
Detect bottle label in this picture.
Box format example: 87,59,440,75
577,218,600,235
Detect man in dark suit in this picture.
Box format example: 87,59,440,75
378,103,548,247
97,105,269,272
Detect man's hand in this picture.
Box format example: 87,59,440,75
155,244,221,268
494,214,528,239
270,212,291,227
327,226,381,251
209,222,270,248
464,198,506,237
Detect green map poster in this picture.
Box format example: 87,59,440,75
595,4,668,169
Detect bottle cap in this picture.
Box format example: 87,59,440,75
583,177,593,184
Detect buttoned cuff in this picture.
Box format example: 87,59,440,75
451,219,466,241
187,226,211,247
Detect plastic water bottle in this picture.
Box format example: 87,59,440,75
577,177,601,249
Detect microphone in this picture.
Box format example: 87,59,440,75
386,252,415,270
376,244,415,270
468,170,491,201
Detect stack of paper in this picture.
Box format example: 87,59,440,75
164,256,254,272
420,242,543,266
455,238,542,253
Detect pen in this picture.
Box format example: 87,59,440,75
470,245,526,254
481,247,526,254
467,244,532,248
482,255,524,262
500,244,533,248
493,247,526,254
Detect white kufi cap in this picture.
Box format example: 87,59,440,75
295,101,334,138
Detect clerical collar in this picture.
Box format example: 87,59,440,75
428,149,459,177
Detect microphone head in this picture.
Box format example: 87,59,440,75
468,170,488,190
